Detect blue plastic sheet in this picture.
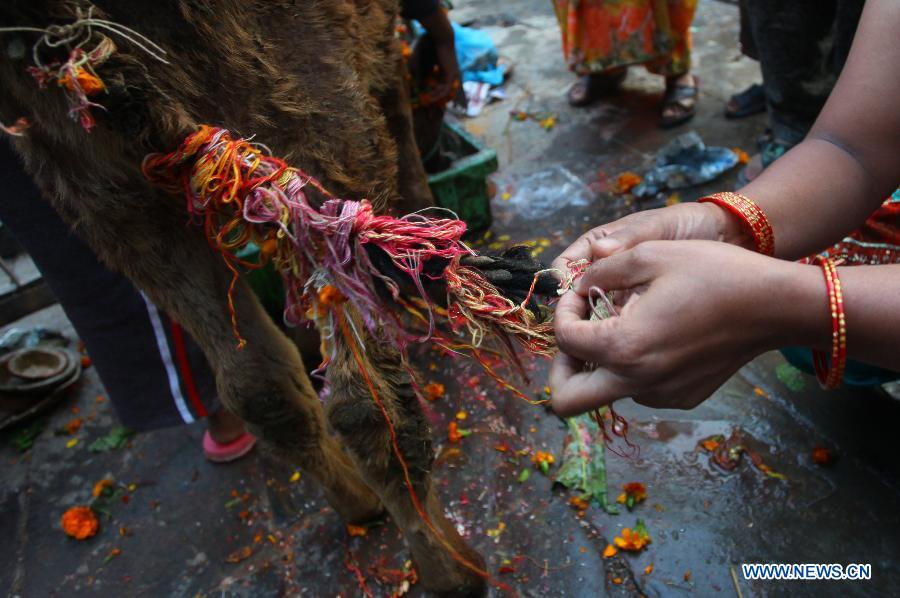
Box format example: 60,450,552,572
452,22,504,86
633,132,738,198
412,20,504,86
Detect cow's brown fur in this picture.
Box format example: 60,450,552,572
0,1,484,594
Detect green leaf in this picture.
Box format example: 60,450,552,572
555,414,618,514
634,518,649,539
9,420,44,452
88,426,132,452
517,469,531,483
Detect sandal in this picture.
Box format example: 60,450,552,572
725,83,765,119
735,132,794,187
659,74,698,129
567,68,627,107
203,430,257,463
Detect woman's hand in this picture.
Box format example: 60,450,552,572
551,202,753,274
550,240,827,417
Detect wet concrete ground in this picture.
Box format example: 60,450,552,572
2,0,899,596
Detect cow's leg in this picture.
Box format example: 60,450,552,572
34,185,383,523
376,57,436,215
327,332,486,596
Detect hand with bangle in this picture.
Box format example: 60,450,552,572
549,0,900,417
549,192,861,416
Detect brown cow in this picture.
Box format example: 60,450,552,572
0,1,490,594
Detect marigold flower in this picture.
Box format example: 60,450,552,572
447,421,470,443
616,482,647,509
61,506,99,540
531,451,555,475
613,520,651,552
569,495,589,512
616,171,642,193
346,524,367,537
423,382,445,401
63,418,83,435
317,284,345,306
699,435,723,452
602,544,617,558
58,68,105,96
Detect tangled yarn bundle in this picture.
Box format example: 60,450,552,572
142,126,555,373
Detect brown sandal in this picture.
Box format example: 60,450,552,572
659,74,699,128
567,68,627,107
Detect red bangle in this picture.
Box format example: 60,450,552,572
811,257,847,389
698,192,774,256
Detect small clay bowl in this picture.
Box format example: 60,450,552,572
6,347,69,381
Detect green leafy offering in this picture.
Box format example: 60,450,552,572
555,414,618,514
517,468,531,483
776,362,806,391
9,420,44,452
89,426,132,452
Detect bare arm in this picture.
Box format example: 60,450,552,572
734,0,900,258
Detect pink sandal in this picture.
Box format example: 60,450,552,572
203,430,257,463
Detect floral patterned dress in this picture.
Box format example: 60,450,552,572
553,0,698,77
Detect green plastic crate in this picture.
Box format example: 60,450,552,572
427,121,497,236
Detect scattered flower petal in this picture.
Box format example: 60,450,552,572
92,478,114,497
225,546,253,564
812,445,834,466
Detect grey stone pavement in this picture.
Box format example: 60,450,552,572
2,0,899,596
